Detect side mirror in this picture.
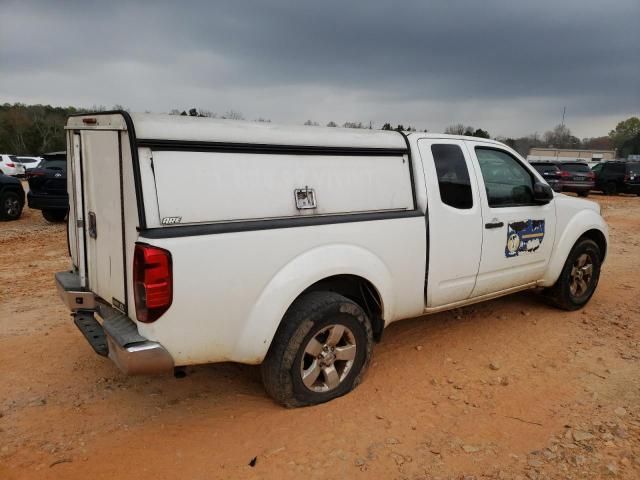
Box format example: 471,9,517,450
533,182,554,204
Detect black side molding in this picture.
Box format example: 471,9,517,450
141,210,424,239
136,139,408,157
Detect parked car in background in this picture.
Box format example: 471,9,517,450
529,161,562,192
0,154,23,176
0,170,25,220
16,156,43,173
592,161,640,195
557,162,595,197
26,151,68,222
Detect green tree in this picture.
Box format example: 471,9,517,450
473,128,490,139
609,117,640,156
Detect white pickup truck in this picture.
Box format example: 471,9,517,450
56,112,607,407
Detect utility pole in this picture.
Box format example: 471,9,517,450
556,106,566,160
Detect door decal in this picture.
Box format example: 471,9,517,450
505,219,545,257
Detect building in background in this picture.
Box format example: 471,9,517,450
527,148,616,163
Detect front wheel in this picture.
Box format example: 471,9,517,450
545,238,601,311
261,291,373,407
42,209,67,222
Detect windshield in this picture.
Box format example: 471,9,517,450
561,163,590,173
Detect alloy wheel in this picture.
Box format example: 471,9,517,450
569,253,593,298
4,197,20,218
300,324,357,392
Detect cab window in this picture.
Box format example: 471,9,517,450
431,144,473,209
475,147,534,207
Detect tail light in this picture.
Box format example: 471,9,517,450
6,162,15,168
587,172,595,180
133,243,173,323
559,171,572,179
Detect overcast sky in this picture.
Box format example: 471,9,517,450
1,0,638,138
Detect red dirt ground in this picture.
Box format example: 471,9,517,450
1,192,638,479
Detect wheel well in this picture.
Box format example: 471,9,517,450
301,275,385,341
579,229,607,262
0,186,23,198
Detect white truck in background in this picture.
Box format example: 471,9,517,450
56,112,608,407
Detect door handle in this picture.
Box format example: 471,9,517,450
88,211,97,238
485,221,504,229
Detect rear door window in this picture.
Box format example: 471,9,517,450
431,144,473,209
533,164,559,174
41,160,67,171
561,163,590,173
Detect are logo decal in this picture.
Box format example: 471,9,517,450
505,219,545,258
161,216,182,225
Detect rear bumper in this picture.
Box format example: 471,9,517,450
55,270,174,375
27,191,68,210
559,182,594,192
623,184,640,194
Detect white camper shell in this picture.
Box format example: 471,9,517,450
57,111,608,407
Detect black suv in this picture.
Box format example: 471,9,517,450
556,162,595,197
27,151,68,222
529,161,562,192
0,170,25,220
592,161,640,195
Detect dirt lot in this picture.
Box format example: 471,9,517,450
0,192,638,480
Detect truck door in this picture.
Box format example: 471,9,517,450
469,144,556,297
418,139,483,307
79,130,127,311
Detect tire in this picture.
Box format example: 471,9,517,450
42,209,67,222
577,190,589,197
604,182,617,196
545,238,601,311
261,291,373,408
0,191,23,220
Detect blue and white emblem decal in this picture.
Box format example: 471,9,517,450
505,219,545,257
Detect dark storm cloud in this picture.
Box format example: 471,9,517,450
1,0,638,136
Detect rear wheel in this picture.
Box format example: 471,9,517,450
42,209,67,222
604,182,617,195
261,291,373,407
545,238,601,311
0,191,23,220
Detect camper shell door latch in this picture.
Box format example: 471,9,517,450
294,186,317,210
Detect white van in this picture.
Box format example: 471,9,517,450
56,112,607,406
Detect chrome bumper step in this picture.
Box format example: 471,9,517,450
74,312,108,357
56,270,174,375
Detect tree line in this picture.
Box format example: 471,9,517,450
1,102,638,158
